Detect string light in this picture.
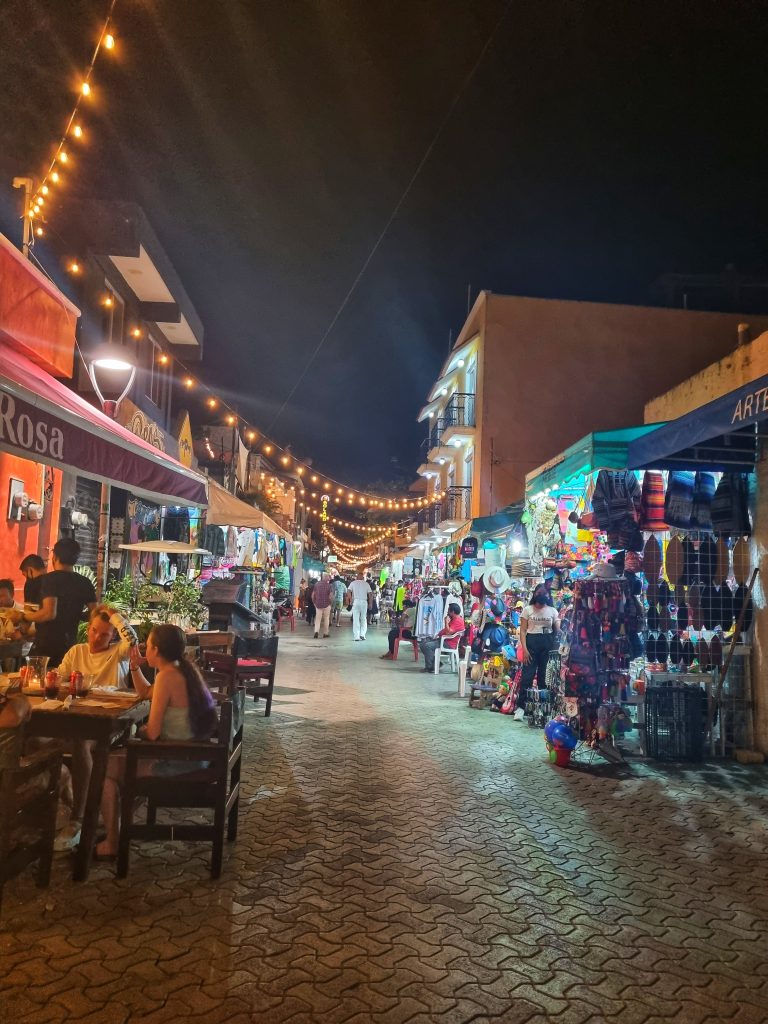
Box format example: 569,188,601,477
25,4,118,243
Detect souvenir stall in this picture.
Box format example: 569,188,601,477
627,385,764,759
199,479,294,634
524,424,758,762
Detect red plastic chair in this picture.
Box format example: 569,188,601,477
393,628,419,662
275,606,295,633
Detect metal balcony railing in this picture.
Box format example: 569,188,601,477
421,419,445,455
441,485,472,522
443,393,476,431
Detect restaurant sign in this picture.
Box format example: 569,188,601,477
0,385,205,507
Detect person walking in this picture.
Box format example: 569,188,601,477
305,579,316,628
331,575,346,626
347,571,372,641
312,572,333,638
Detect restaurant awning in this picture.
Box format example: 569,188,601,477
627,375,768,473
205,479,290,538
0,337,207,507
525,426,659,497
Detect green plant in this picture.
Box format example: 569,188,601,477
166,577,207,629
102,575,137,613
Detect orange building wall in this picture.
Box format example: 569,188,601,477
0,453,62,603
475,293,768,514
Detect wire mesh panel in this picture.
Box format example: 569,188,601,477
646,686,704,762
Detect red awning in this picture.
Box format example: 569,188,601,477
0,337,207,507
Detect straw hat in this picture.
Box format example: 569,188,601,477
483,566,512,593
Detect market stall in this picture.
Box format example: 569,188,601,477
518,423,757,762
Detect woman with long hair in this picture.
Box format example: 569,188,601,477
95,624,217,859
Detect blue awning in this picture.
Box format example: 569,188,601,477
525,426,659,497
470,505,523,538
627,375,768,472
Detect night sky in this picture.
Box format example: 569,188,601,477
2,0,768,485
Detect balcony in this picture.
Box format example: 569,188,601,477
421,419,445,456
441,393,476,450
443,393,475,430
439,486,472,527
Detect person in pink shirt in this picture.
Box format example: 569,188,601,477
419,602,465,672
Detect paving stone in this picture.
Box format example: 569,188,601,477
4,626,768,1023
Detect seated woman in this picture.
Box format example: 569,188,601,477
95,623,217,860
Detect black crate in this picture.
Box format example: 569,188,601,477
646,686,704,762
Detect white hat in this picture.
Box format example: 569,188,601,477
448,580,463,596
592,561,618,580
482,566,512,593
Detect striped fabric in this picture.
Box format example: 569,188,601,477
639,471,668,531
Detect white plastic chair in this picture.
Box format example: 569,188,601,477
457,645,472,697
434,632,464,675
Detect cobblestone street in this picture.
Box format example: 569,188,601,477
3,619,768,1023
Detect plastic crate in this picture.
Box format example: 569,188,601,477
646,686,704,762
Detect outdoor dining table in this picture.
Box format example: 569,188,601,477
23,687,150,882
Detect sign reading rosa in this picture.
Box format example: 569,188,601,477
0,393,64,459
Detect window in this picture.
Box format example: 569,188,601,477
464,449,474,489
146,336,168,413
103,282,125,345
465,357,477,396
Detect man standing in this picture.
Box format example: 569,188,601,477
347,570,372,642
312,572,333,639
14,538,97,667
19,553,46,607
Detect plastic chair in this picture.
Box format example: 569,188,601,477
275,606,295,633
457,645,472,697
434,631,464,674
393,628,419,662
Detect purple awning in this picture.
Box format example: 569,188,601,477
0,338,207,507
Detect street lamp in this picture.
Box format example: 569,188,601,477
87,343,137,418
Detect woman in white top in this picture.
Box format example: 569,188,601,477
519,584,560,696
96,624,216,859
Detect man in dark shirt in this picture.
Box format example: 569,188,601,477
19,553,46,607
15,538,97,667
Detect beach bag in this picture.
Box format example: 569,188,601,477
690,471,716,530
711,473,752,537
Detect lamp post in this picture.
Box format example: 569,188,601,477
87,343,137,418
86,343,138,595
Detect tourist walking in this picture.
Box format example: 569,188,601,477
347,571,372,641
312,572,333,638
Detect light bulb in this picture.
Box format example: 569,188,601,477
41,185,49,195
68,261,80,274
73,125,83,139
158,354,169,365
81,82,91,96
131,327,142,338
184,377,194,388
35,227,44,237
59,152,68,163
51,171,60,183
103,295,113,308
104,33,115,50
207,398,217,409
247,431,256,441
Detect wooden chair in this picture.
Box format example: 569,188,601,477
117,688,245,880
393,628,419,662
196,631,235,656
233,635,278,716
0,727,64,911
200,651,238,697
